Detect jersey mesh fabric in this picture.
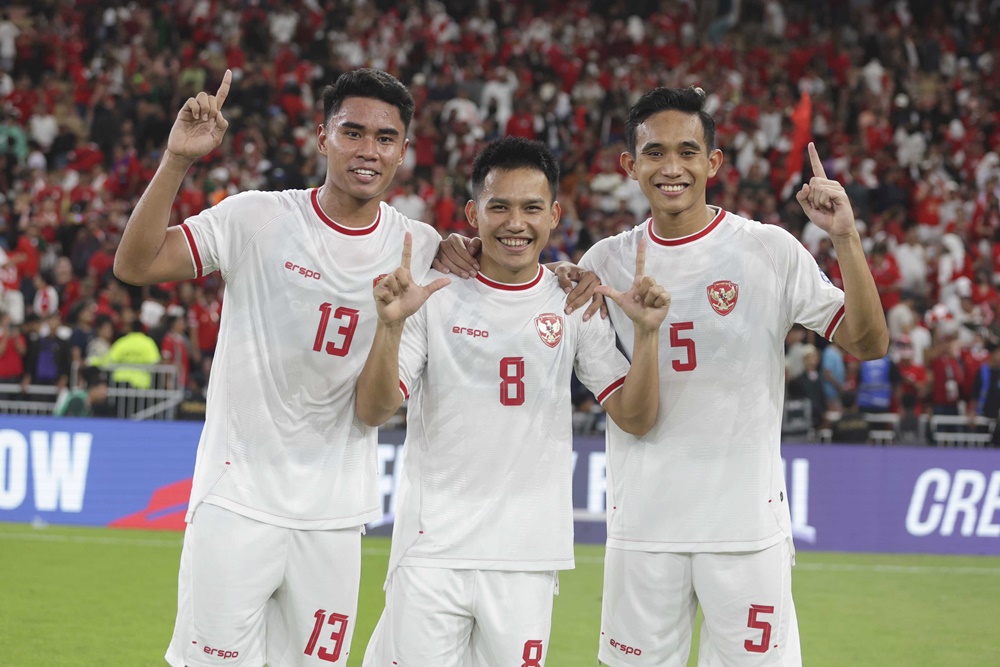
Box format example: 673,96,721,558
581,210,845,552
180,189,440,529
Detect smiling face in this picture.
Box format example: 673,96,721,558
317,96,409,205
466,167,561,284
621,109,723,237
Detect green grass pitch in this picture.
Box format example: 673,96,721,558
2,522,999,666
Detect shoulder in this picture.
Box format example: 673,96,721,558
380,203,440,248
582,223,646,270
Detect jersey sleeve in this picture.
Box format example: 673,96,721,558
775,228,847,340
178,191,279,279
573,311,631,404
397,297,430,400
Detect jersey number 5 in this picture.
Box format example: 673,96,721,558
314,303,359,357
670,321,697,371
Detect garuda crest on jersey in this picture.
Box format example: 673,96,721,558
535,313,563,348
707,280,739,316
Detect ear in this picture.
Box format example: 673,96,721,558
620,151,637,180
707,148,724,178
316,124,328,156
398,137,409,165
550,200,562,230
465,200,479,231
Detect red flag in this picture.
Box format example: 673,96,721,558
781,91,812,200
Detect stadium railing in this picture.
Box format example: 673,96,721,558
0,363,185,420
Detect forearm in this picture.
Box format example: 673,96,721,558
114,151,193,284
604,328,660,435
831,232,889,360
355,320,406,427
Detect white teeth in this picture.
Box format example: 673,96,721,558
659,184,685,192
354,169,376,176
500,238,530,247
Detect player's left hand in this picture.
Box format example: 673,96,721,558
375,233,451,326
551,262,608,321
796,142,857,239
595,238,670,332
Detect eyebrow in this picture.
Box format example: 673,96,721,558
487,196,547,206
640,140,703,152
339,121,401,136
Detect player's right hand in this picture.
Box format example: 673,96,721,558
166,69,232,161
376,232,451,326
595,238,670,333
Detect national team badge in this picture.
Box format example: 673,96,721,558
707,280,739,316
535,313,563,348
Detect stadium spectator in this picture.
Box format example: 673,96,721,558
968,337,1000,447
0,309,25,386
831,390,872,444
54,365,108,417
22,311,71,391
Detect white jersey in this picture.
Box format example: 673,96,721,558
581,209,845,552
180,188,440,529
389,266,630,572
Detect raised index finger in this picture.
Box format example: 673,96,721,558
807,142,827,179
635,236,646,277
400,232,412,271
215,69,233,109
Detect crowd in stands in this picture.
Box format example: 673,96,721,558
0,1,998,439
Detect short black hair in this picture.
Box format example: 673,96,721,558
321,68,415,132
470,137,560,202
625,86,716,155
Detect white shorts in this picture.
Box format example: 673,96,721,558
362,566,558,667
165,503,362,667
599,540,801,667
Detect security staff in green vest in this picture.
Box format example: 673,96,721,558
108,320,161,389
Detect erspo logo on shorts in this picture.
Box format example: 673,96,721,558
609,638,643,656
203,646,240,659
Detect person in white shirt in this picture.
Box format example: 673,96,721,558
114,68,444,667
582,87,888,667
357,137,670,667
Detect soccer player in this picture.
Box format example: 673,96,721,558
583,87,889,666
114,68,445,667
356,137,670,667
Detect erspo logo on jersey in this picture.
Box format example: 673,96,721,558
284,261,321,280
452,326,490,338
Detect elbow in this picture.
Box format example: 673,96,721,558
848,328,890,361
113,256,142,286
355,403,390,428
616,410,657,436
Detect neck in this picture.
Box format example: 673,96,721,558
650,204,717,240
317,185,382,229
478,258,541,286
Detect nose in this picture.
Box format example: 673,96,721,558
660,154,682,178
357,135,377,159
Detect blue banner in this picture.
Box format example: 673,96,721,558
2,416,998,555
